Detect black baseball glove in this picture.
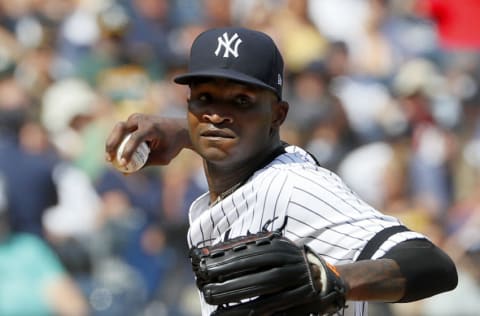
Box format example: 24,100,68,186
189,231,347,316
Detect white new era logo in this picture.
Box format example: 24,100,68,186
215,32,242,58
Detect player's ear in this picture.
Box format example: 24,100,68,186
272,100,289,129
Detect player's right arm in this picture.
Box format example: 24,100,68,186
105,113,192,167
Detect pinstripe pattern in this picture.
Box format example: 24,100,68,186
188,145,428,316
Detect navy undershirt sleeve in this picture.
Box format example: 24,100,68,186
381,238,458,302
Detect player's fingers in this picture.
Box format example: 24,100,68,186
105,114,143,162
105,121,129,162
118,130,149,163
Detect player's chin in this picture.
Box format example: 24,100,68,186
198,138,239,162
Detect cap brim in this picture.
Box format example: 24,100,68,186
173,68,279,97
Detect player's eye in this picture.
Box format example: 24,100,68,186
188,93,212,107
233,95,253,108
198,94,211,102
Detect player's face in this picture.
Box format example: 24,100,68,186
187,78,283,167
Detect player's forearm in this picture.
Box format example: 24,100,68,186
336,258,406,302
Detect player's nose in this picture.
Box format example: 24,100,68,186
202,106,234,124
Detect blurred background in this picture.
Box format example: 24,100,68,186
0,0,479,315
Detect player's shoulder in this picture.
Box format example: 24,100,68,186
283,144,318,164
266,145,339,178
264,145,317,170
260,145,361,195
250,145,344,189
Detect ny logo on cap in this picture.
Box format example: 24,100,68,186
215,32,242,58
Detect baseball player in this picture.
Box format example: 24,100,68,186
106,27,458,316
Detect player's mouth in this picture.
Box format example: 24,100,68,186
200,129,236,140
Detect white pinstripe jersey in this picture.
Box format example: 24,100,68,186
187,145,427,316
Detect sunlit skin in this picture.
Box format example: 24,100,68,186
186,79,409,302
106,79,409,304
187,78,288,203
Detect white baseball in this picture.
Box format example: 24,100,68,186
113,133,150,173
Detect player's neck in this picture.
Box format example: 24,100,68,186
206,144,285,204
206,163,254,204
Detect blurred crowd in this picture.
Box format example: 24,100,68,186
1,0,480,315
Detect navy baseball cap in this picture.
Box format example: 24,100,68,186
174,27,284,99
